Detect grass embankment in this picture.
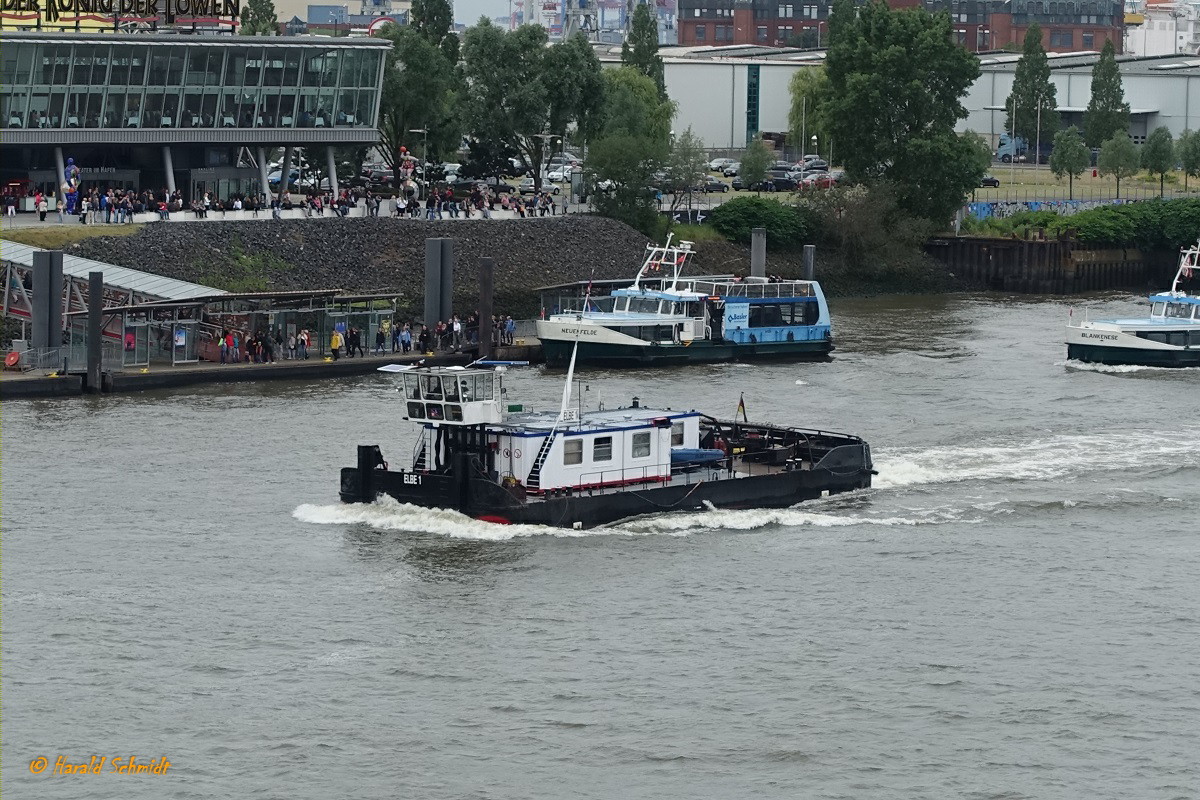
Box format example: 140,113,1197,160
971,165,1200,203
1,224,144,250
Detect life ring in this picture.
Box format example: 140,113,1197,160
5,351,19,368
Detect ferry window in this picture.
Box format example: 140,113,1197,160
1167,303,1193,319
482,375,494,400
749,304,784,327
446,405,463,422
1152,302,1166,316
564,439,583,465
594,436,613,462
671,423,685,446
632,432,652,458
426,403,444,420
406,402,425,418
403,375,421,399
444,377,460,402
459,378,473,401
1168,332,1189,347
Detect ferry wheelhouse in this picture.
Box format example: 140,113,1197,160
535,237,833,367
339,364,874,529
1066,240,1200,367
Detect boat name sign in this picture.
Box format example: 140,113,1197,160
1081,332,1120,341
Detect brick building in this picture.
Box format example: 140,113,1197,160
674,0,1125,53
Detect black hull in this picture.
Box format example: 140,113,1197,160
340,461,872,530
1067,343,1200,368
541,338,833,368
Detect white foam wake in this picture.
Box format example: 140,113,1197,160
875,426,1200,490
292,495,965,540
1059,359,1200,374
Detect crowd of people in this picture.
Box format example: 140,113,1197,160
211,314,521,366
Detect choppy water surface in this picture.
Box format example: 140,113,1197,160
4,292,1198,799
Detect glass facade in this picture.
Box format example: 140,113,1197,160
1,37,385,132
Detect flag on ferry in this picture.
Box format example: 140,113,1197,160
737,393,748,422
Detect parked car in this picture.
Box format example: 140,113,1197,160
803,159,829,172
980,174,1001,188
732,175,772,191
800,173,837,190
708,157,736,172
701,175,729,192
547,165,579,183
519,177,560,195
722,162,740,177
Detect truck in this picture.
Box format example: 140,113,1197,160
995,134,1053,164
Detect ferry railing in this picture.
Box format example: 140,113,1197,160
14,343,122,374
685,280,814,299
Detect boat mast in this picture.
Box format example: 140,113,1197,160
633,232,673,290
1174,239,1199,295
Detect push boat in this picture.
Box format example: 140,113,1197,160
339,364,874,529
535,236,834,368
1066,239,1200,367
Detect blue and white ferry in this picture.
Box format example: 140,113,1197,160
535,236,834,367
1066,240,1200,367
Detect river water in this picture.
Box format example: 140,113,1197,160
4,292,1198,799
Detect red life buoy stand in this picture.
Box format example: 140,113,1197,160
5,351,20,369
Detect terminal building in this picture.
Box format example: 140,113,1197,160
0,30,389,204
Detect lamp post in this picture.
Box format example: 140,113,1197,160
811,133,818,161
408,127,427,199
533,132,555,189
816,20,825,48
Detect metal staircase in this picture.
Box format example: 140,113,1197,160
525,433,557,492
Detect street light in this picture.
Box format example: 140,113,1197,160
408,127,427,199
816,20,825,48
533,133,555,188
811,134,818,159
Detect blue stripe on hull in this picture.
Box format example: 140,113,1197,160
543,338,833,367
1067,343,1200,368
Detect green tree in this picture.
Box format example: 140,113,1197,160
462,21,604,190
374,23,462,181
239,0,279,35
411,0,460,62
1083,39,1129,148
664,127,708,210
1176,129,1200,192
788,67,830,159
1098,134,1139,199
1049,126,1089,199
1141,125,1175,197
1005,24,1060,148
740,138,773,192
622,4,666,100
824,0,983,222
586,68,674,236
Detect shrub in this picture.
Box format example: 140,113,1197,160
707,196,817,249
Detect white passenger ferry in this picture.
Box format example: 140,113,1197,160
1066,240,1200,367
535,236,833,367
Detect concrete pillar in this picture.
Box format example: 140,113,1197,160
54,146,66,203
802,244,816,282
280,146,294,201
162,146,176,195
439,238,454,324
256,146,271,202
326,147,339,198
478,257,495,361
750,227,766,278
30,251,64,350
424,238,442,327
87,271,103,393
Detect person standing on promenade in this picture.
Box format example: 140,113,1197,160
36,192,47,222
330,328,344,360
298,329,309,360
375,327,386,355
401,323,412,354
219,329,229,364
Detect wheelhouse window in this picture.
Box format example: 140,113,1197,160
671,422,685,446
1152,302,1166,316
1166,303,1196,319
632,432,652,458
594,436,613,462
564,439,583,465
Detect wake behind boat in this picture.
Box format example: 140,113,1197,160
535,236,834,368
338,364,873,529
1066,239,1200,367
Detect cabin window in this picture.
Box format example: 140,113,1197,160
1152,302,1166,316
1167,303,1194,319
564,439,583,465
483,375,494,400
1168,332,1189,347
594,436,613,462
632,432,652,458
446,405,463,422
404,375,421,399
459,377,474,401
671,422,685,446
422,375,443,400
426,403,443,420
406,401,425,418
444,377,460,402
